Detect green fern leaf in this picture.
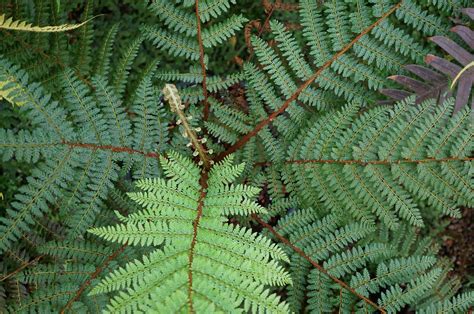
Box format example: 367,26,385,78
88,153,291,313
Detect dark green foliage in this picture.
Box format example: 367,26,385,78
0,0,473,313
284,98,472,229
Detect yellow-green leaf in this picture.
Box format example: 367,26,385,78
0,14,97,32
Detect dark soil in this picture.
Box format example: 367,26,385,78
440,208,474,285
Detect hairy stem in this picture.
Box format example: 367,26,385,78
163,84,211,169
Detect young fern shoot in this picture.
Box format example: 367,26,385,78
163,84,212,169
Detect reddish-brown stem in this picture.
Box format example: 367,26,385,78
60,243,127,314
187,171,209,313
0,255,44,282
252,214,387,313
255,156,474,167
195,0,209,121
62,142,471,169
215,1,403,162
63,141,160,158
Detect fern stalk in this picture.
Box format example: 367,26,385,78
163,83,212,169
187,170,208,313
60,244,128,314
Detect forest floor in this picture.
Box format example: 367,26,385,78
440,208,473,289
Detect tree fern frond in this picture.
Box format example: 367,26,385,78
197,0,237,23
277,208,459,312
395,0,449,36
300,0,332,65
0,150,78,253
61,68,110,144
73,0,95,75
37,240,113,264
88,153,290,313
149,1,196,37
0,1,472,312
372,20,430,63
324,0,353,51
0,129,59,163
156,65,202,83
65,151,120,238
0,57,74,138
19,263,95,285
286,97,473,228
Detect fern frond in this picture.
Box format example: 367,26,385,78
65,151,120,238
61,69,110,144
286,97,473,228
277,208,459,312
73,0,95,75
395,0,449,36
15,283,77,312
0,14,95,32
130,70,168,179
418,291,474,313
149,1,196,36
202,14,248,48
111,36,144,98
92,75,132,147
88,153,290,313
379,268,442,312
0,129,59,163
37,240,113,264
324,0,352,51
156,65,202,83
198,0,236,23
0,57,74,138
142,24,201,61
19,263,95,285
353,36,408,72
300,0,332,65
372,20,430,63
94,23,120,77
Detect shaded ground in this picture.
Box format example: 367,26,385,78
440,208,474,288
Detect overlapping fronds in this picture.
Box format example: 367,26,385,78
142,0,248,107
273,210,464,313
244,0,470,113
10,240,129,312
1,1,473,313
0,55,168,252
